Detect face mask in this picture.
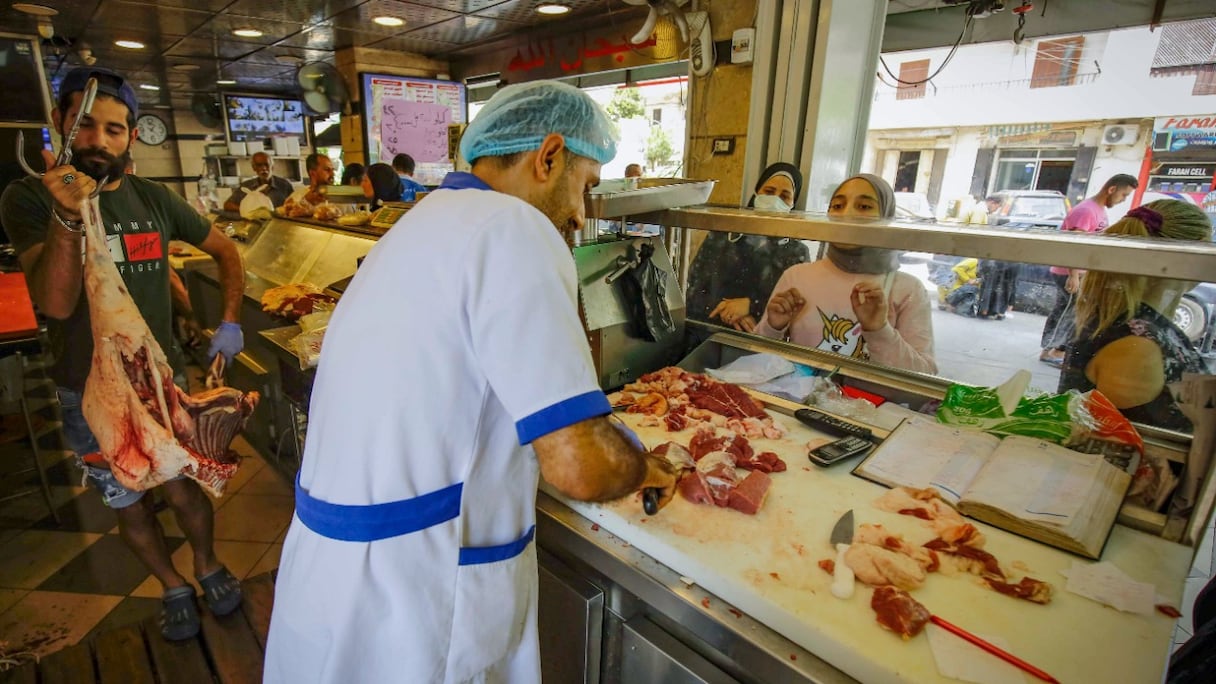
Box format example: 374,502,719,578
753,194,791,213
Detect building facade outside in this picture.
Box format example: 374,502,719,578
865,17,1216,224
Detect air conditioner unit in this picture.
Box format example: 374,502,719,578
1102,124,1141,146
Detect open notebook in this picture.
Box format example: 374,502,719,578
853,417,1132,559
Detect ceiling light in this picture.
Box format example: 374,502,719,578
373,16,405,27
139,84,160,91
217,79,237,85
12,3,58,17
172,63,200,71
232,28,263,38
536,3,570,14
275,54,303,65
115,39,145,49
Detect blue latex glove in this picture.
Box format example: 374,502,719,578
607,414,646,452
208,321,244,363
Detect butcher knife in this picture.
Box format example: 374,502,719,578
829,509,855,599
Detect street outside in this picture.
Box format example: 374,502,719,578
899,259,1063,394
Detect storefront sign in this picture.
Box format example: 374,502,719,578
996,129,1079,146
1154,115,1216,151
1159,164,1216,177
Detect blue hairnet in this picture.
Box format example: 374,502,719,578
460,80,618,165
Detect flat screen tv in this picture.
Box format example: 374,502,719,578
0,33,52,127
223,93,309,146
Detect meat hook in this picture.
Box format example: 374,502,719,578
15,77,107,198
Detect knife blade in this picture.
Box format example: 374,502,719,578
829,509,855,599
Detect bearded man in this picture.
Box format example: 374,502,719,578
0,67,247,640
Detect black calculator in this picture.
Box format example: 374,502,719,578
809,435,874,467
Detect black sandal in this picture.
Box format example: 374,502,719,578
197,566,243,616
161,585,200,641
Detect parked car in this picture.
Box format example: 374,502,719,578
929,190,1070,314
894,192,936,222
1177,282,1216,356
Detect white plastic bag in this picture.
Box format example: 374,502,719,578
706,353,796,385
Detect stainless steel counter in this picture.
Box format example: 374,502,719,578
537,492,846,684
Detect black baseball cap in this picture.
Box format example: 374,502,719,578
58,67,139,118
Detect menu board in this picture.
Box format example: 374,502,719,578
223,94,309,146
361,73,466,186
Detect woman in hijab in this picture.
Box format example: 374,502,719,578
1060,200,1211,432
755,174,937,374
361,163,404,209
685,162,810,346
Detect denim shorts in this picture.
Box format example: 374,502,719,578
57,378,187,510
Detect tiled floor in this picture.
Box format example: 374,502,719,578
0,360,292,662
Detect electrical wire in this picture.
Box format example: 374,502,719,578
878,13,973,86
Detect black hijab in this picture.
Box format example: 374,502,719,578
366,163,402,208
747,162,804,208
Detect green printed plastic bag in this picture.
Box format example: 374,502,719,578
937,373,1074,443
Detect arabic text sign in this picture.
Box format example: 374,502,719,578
379,99,452,164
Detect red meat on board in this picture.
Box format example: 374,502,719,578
688,382,767,418
727,470,772,515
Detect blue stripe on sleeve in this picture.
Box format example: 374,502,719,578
515,390,611,445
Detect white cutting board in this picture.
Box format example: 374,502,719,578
550,411,1192,684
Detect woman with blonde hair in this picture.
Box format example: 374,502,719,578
1059,199,1212,431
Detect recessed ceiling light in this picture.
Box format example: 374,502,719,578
232,28,263,38
139,84,160,91
172,63,200,71
115,39,145,49
217,79,237,85
536,3,570,14
12,3,58,16
275,54,303,64
373,16,405,27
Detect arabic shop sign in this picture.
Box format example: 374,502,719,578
1155,115,1216,151
505,34,659,76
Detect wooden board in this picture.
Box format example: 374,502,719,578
38,641,94,684
550,409,1193,684
141,615,214,684
240,572,276,650
0,662,37,684
200,608,264,684
94,624,154,684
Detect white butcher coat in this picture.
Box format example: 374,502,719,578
263,173,610,683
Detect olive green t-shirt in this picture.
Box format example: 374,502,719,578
0,175,212,391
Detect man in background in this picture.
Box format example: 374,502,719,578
625,163,642,179
283,153,334,211
391,153,428,202
1039,174,1138,366
223,151,292,213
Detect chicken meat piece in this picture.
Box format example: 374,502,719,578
874,487,987,547
844,542,928,591
854,524,938,573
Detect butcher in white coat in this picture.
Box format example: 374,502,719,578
263,81,678,683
